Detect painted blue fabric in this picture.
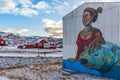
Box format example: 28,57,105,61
63,59,120,80
63,60,101,75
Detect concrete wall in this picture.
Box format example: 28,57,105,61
63,2,120,59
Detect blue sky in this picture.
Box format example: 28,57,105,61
0,0,120,38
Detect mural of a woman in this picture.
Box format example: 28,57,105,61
75,7,119,73
76,7,105,60
63,3,120,79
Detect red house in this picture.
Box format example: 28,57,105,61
25,44,35,49
49,45,56,49
55,42,63,48
35,39,50,49
7,33,16,39
0,38,6,46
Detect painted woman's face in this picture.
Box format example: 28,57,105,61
82,11,92,26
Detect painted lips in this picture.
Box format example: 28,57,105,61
83,18,90,25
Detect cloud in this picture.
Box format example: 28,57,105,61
2,28,28,34
18,0,32,8
42,18,62,38
32,1,48,10
54,2,69,14
17,29,29,34
44,27,62,38
0,0,116,17
42,18,62,28
53,0,61,3
0,0,17,14
18,7,38,17
45,10,51,14
17,0,49,17
0,0,49,17
2,28,16,33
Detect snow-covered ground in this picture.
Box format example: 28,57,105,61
0,62,112,80
0,59,62,80
0,46,63,80
0,76,9,80
0,46,112,80
0,57,62,69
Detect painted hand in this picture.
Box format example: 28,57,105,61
88,36,104,52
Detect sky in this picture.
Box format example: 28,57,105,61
0,0,120,38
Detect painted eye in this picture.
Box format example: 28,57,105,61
83,15,87,17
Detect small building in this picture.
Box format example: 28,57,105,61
48,41,56,49
7,33,16,39
56,42,63,48
0,38,6,46
35,39,50,49
25,44,35,49
49,45,56,49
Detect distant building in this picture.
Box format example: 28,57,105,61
56,41,63,48
7,33,16,39
25,43,35,49
0,31,8,38
0,38,6,46
35,39,50,49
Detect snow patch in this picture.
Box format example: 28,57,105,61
0,76,9,80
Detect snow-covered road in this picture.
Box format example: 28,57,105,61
0,52,62,57
0,46,63,57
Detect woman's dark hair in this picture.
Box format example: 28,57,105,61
92,13,98,22
84,7,102,22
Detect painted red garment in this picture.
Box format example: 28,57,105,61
76,28,100,60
